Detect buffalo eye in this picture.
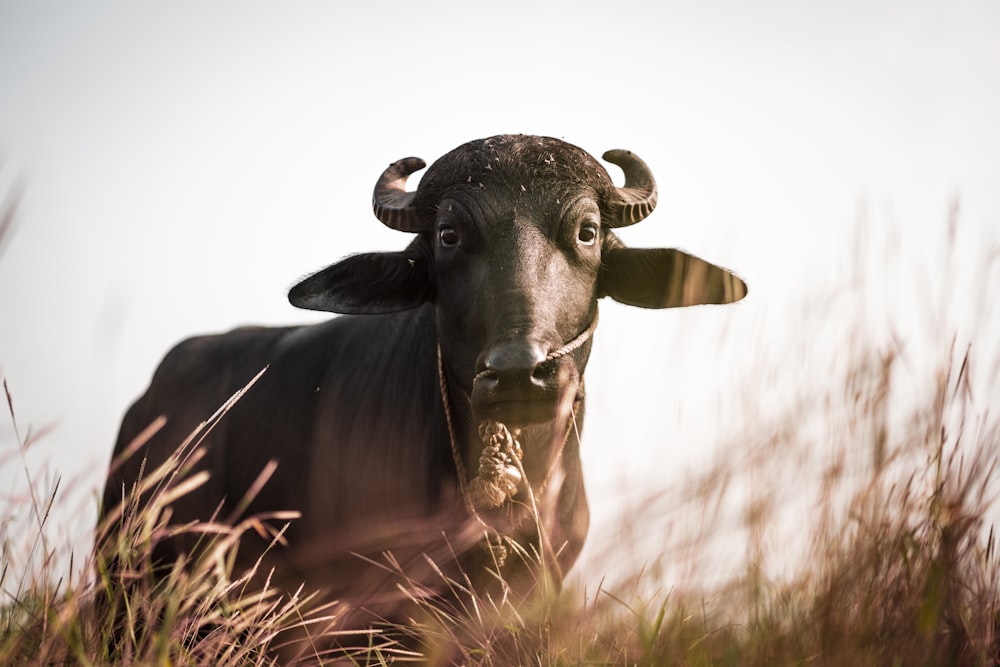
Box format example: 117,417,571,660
577,222,599,246
438,224,460,248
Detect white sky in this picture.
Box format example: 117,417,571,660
1,1,998,583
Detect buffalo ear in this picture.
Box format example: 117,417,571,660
288,251,432,314
599,247,747,308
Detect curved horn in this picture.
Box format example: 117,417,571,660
372,157,427,232
602,149,658,227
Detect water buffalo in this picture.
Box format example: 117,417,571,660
101,134,745,649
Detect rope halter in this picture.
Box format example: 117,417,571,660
437,309,597,565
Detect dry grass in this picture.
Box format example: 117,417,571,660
1,376,340,665
559,345,1000,667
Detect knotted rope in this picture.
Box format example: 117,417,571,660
436,311,596,566
467,421,523,511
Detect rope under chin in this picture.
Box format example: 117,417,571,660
436,310,596,566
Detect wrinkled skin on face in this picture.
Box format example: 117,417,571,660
424,138,606,426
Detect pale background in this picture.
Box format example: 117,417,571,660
1,1,998,584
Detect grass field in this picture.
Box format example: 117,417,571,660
2,334,997,665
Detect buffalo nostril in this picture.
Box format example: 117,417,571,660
475,368,499,385
482,342,548,388
531,362,555,381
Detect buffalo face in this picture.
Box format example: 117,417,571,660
289,134,746,427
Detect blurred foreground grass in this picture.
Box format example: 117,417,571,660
3,315,997,665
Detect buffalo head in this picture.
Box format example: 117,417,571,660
289,134,746,428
